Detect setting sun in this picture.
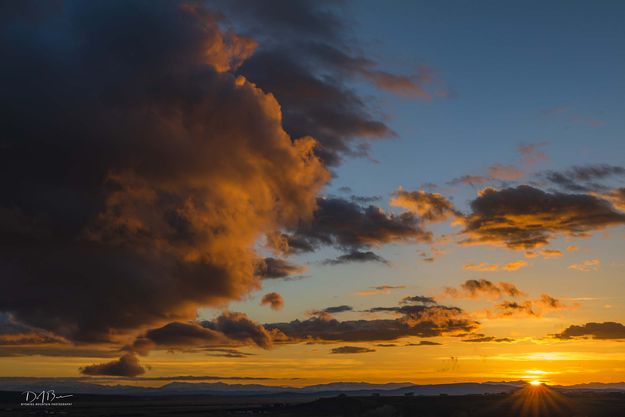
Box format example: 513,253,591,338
530,380,543,386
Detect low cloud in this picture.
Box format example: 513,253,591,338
129,312,279,356
461,335,514,343
330,346,375,354
322,305,354,314
204,348,255,358
400,295,437,305
554,322,625,340
406,340,441,346
322,250,388,265
80,353,145,377
267,297,478,343
261,292,284,311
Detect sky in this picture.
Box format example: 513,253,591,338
1,0,624,387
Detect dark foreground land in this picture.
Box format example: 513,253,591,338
2,389,625,417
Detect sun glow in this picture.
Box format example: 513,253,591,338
530,380,543,386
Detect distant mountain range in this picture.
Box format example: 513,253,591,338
1,378,624,397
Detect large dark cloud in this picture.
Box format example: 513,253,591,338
461,185,625,249
554,322,625,340
213,0,439,165
0,1,329,346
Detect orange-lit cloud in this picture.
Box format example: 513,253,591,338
443,279,525,299
0,2,329,353
390,189,459,222
568,259,600,272
463,261,528,272
461,185,625,249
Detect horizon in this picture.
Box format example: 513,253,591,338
1,0,625,394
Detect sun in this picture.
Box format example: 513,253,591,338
529,380,543,386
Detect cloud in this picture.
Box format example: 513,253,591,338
330,346,375,354
80,353,145,377
492,294,566,318
568,259,600,272
502,260,528,271
321,305,354,314
267,303,477,343
462,261,527,272
0,313,65,346
554,322,625,340
443,279,525,300
542,164,625,192
447,175,491,187
406,341,442,346
518,143,548,167
461,185,625,249
275,197,431,255
131,322,224,354
540,106,605,127
202,312,276,349
488,164,525,181
213,0,442,165
204,348,255,358
357,285,406,297
390,189,459,222
400,295,437,305
255,258,307,279
448,144,547,188
260,292,284,311
463,262,499,272
0,1,330,348
461,335,514,343
539,249,562,259
129,312,278,357
322,250,389,265
606,187,625,210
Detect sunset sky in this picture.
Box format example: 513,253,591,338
1,0,625,387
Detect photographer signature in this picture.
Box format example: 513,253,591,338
21,390,73,406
